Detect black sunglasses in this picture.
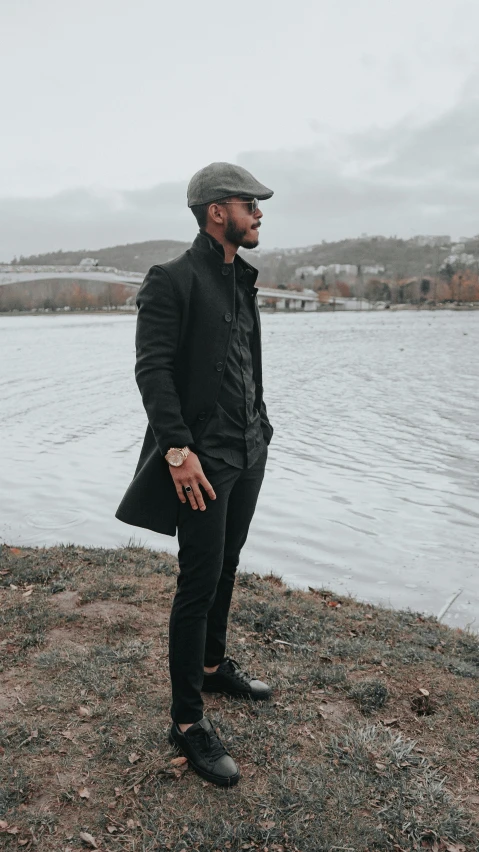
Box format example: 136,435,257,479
220,197,259,213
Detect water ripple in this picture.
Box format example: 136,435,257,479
1,310,478,629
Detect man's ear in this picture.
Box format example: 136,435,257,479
208,203,226,225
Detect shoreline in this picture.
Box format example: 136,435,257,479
1,303,479,318
1,542,478,851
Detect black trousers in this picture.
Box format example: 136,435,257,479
168,442,268,723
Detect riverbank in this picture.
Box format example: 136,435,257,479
1,303,479,317
1,543,478,851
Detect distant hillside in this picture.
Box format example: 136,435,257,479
12,234,479,284
13,240,190,274
252,237,455,284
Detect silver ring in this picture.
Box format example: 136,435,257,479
184,485,192,493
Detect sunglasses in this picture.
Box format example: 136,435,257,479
220,197,259,213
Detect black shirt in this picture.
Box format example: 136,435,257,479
195,232,265,469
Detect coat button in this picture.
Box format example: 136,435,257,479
215,361,223,371
224,312,232,322
198,411,206,421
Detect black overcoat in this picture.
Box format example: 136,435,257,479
114,231,274,536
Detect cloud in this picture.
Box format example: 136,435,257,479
2,81,479,260
242,79,479,244
0,183,194,261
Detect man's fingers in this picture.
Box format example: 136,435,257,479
186,482,204,511
200,476,217,501
181,483,199,510
174,482,187,504
171,466,216,510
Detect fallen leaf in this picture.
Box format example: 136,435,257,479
61,730,75,741
126,818,135,829
79,787,90,799
365,613,373,620
7,827,20,835
78,706,91,717
470,795,479,804
418,687,430,697
171,756,188,767
382,718,399,727
0,820,8,830
326,600,341,607
79,831,97,848
18,840,30,847
128,752,140,764
107,826,117,834
22,589,33,598
375,762,387,770
261,821,276,830
444,844,466,852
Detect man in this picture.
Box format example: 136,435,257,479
115,162,275,787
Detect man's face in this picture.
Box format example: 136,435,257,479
220,196,263,250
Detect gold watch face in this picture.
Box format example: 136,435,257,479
167,449,184,466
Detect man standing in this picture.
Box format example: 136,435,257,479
115,162,275,787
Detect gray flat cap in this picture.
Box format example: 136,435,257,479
187,162,274,207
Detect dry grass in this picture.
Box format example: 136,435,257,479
0,543,478,852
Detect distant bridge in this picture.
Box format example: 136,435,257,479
0,265,145,287
0,265,319,309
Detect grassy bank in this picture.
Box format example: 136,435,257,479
0,543,478,852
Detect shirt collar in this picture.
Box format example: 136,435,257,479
198,229,227,260
192,230,259,288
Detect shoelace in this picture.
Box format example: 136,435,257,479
222,657,252,688
190,726,228,763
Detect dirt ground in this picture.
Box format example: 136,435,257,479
0,543,478,852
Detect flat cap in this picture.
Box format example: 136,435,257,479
187,161,274,207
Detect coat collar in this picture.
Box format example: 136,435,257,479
191,230,259,288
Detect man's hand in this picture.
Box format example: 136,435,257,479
168,451,216,511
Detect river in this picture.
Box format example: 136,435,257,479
1,309,478,630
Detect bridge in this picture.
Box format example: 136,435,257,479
0,265,319,310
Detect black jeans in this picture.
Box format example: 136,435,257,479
168,442,268,723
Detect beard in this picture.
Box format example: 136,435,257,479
224,216,259,250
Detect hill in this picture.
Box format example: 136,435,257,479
252,236,457,285
12,234,479,286
13,240,190,274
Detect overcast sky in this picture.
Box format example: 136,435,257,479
2,0,479,260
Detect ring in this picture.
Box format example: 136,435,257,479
184,485,192,493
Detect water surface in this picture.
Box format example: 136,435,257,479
1,310,478,629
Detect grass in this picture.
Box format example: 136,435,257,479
0,542,478,851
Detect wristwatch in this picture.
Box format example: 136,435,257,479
165,446,190,467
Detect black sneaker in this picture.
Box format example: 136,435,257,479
168,717,240,787
202,657,272,700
